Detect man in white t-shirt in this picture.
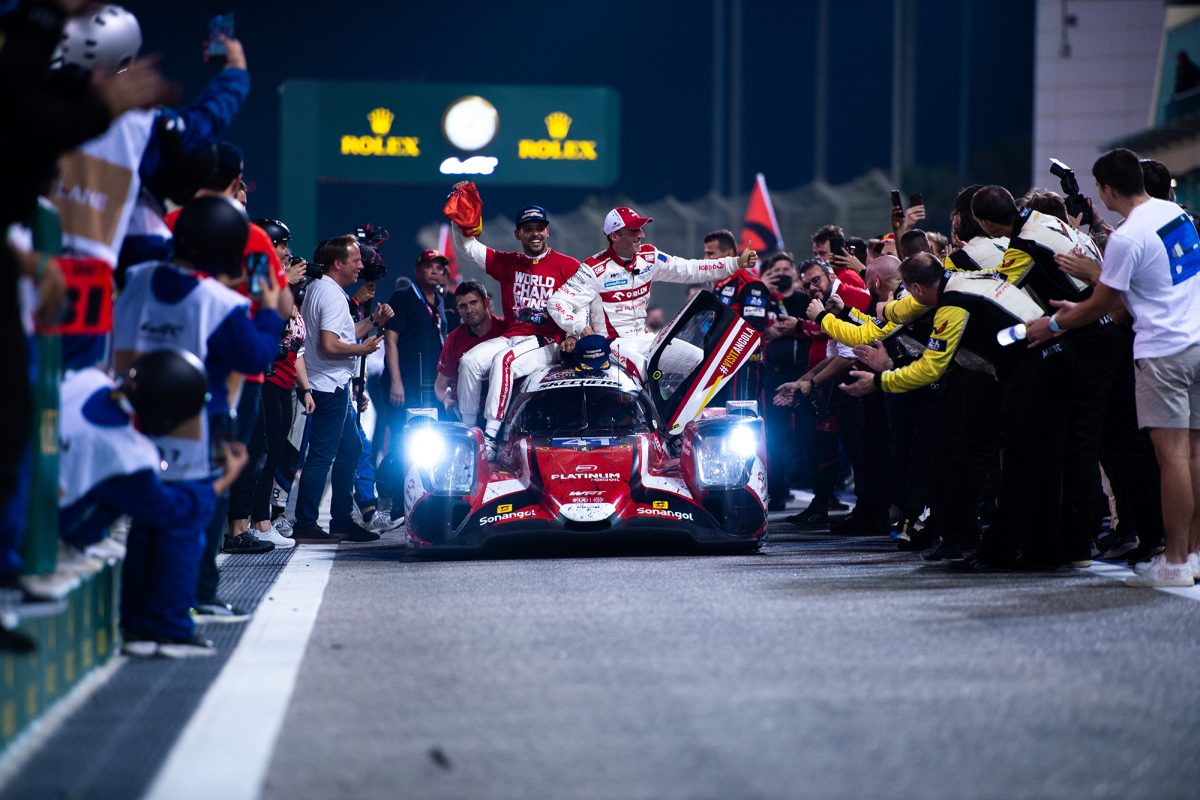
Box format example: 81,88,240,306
1027,148,1200,587
293,235,393,544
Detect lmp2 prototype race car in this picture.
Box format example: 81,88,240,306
399,291,769,553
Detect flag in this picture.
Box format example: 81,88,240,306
437,222,460,284
740,173,785,254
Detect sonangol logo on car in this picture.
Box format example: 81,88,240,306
478,508,539,526
636,507,694,521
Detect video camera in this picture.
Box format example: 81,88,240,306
1049,158,1094,226
354,223,390,249
359,244,387,283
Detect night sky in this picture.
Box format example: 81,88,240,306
122,0,1034,252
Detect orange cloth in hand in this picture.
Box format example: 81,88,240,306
444,182,483,237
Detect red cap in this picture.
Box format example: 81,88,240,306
416,248,450,266
603,207,653,235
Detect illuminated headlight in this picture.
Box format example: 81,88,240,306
694,421,760,489
405,424,476,495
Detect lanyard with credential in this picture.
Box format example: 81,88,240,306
411,282,446,345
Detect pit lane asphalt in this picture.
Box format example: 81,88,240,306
262,518,1200,800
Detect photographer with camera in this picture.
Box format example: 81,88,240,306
255,217,310,287
345,241,393,533
291,235,393,544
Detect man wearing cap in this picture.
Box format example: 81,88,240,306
444,183,583,460
548,207,756,377
383,249,452,410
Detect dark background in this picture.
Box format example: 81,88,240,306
121,0,1035,255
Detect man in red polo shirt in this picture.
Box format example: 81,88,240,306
445,183,581,459
434,281,508,414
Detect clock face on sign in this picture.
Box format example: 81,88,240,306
442,95,499,151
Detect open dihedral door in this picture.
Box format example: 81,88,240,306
644,290,761,436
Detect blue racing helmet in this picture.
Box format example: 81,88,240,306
574,334,611,374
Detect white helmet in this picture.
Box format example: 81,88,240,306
51,5,142,75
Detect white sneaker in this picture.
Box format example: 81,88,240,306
121,639,158,657
1125,555,1195,588
483,434,498,463
20,571,80,600
363,513,393,534
1188,551,1200,580
256,524,295,549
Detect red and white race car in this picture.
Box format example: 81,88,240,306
400,291,768,553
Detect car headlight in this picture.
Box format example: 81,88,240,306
694,420,760,489
405,424,476,495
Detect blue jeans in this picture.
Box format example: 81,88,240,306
123,482,209,641
296,384,361,530
354,410,378,510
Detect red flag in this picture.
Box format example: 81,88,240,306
740,173,785,253
437,222,460,284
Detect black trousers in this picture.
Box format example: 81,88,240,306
236,381,296,525
842,391,890,521
225,382,262,523
926,368,1002,547
984,342,1071,564
1099,325,1163,547
763,365,803,503
1057,323,1124,561
885,385,940,521
795,389,841,503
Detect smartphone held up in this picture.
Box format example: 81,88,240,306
205,11,235,64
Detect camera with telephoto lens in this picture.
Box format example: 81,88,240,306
1049,158,1094,226
292,254,323,282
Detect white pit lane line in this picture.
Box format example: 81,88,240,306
1084,560,1200,602
143,546,337,800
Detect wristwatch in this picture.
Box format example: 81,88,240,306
1047,315,1062,334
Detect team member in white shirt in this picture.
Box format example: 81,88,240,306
292,235,393,544
1027,148,1200,587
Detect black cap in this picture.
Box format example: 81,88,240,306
123,348,210,436
174,195,249,278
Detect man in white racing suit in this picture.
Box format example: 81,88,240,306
547,206,757,378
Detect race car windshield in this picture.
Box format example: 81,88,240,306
510,387,653,437
650,308,715,401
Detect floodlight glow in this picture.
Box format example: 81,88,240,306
442,95,498,151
